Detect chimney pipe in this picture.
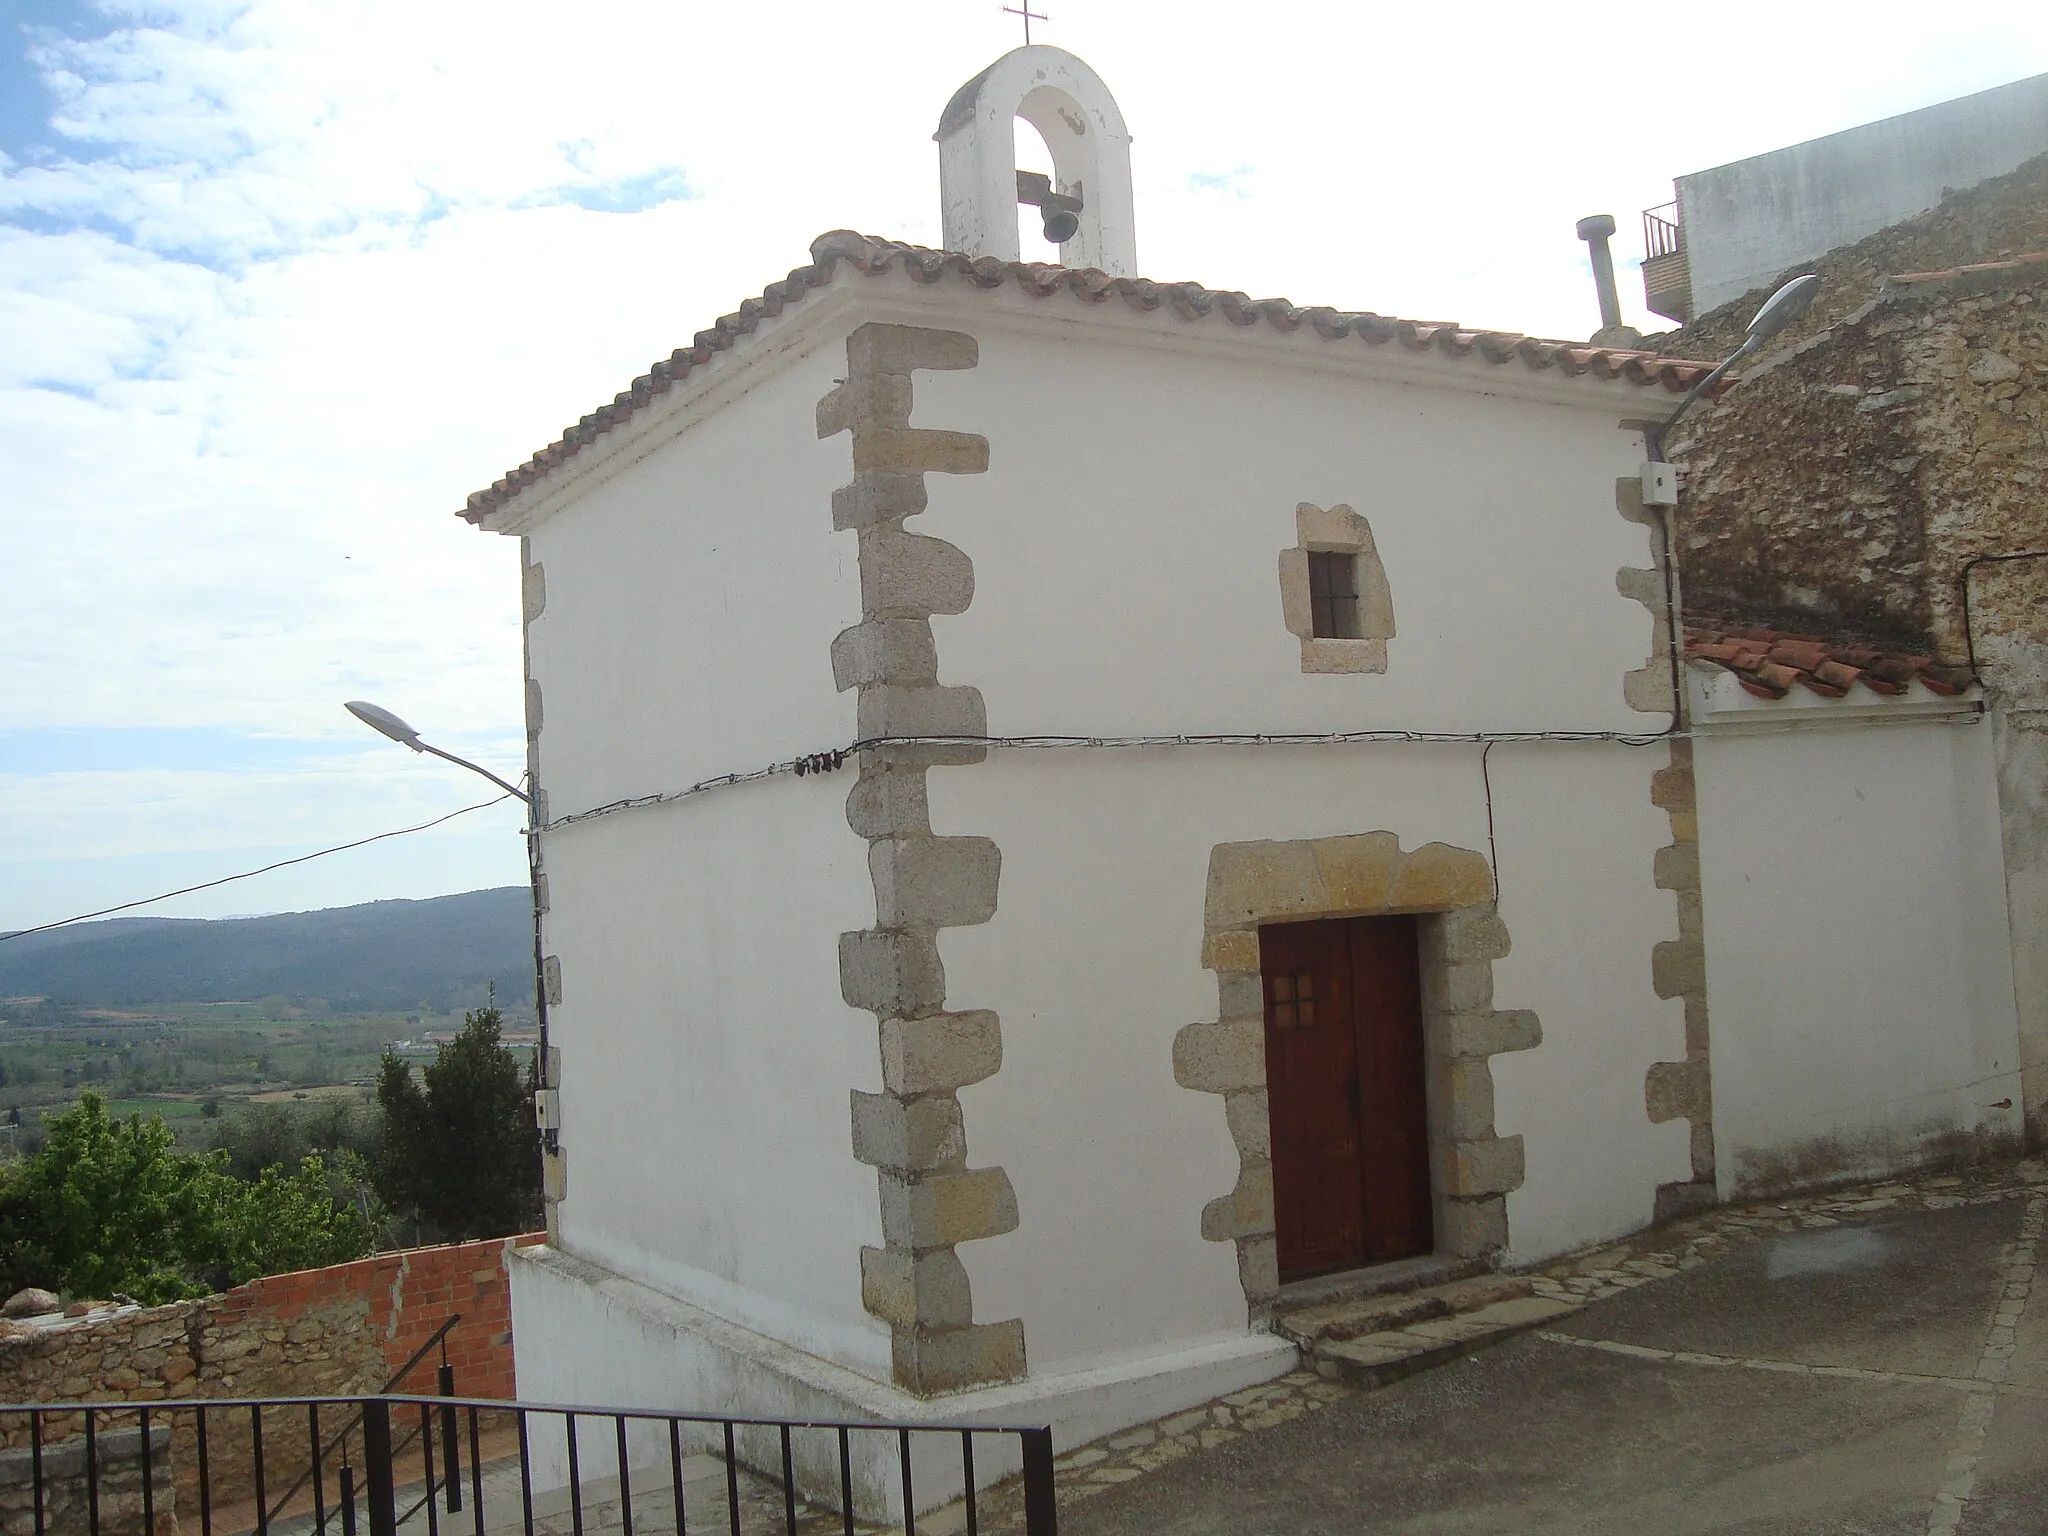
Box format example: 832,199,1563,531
1576,214,1624,333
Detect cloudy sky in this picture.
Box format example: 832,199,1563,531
5,0,2047,933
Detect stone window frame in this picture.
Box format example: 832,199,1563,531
1278,503,1395,674
1172,833,1538,1322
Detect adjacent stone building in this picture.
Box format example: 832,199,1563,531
1655,165,2046,1189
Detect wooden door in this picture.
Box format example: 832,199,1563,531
1260,915,1432,1280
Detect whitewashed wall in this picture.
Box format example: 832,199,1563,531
913,318,1688,1371
523,338,889,1376
1694,713,2023,1196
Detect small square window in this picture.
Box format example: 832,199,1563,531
1307,552,1361,640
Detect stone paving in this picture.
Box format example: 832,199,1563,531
270,1155,2048,1536
1003,1156,2048,1529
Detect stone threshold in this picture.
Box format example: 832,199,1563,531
1272,1251,1487,1311
1274,1268,1578,1389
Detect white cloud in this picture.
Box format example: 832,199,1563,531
5,0,2048,930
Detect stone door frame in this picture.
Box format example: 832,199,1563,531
1172,833,1540,1322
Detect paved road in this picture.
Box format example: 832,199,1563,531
1066,1185,2047,1535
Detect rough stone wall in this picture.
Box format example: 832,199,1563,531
0,1235,539,1509
0,1427,171,1536
1667,261,2047,659
817,321,1025,1397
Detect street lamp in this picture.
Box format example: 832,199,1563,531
345,700,552,1147
1646,272,1821,468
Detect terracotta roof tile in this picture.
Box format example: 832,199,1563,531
1684,622,1975,702
461,231,1719,523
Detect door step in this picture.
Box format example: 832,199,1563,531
1275,1272,1581,1389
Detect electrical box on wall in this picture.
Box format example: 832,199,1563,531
534,1088,561,1132
1641,461,1679,507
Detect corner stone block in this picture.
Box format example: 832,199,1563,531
542,955,563,1006
1311,832,1401,913
860,529,976,618
859,1246,973,1331
1651,939,1706,1001
1653,842,1700,892
1200,1162,1275,1242
1444,1008,1540,1059
870,836,1001,929
879,1166,1019,1249
856,684,988,748
1651,745,1695,810
524,677,544,736
847,322,979,378
1645,1059,1710,1123
839,929,947,1020
1437,1196,1509,1257
1224,1090,1271,1160
542,1148,567,1202
879,1011,1002,1096
1427,1059,1495,1142
1202,928,1260,973
832,620,938,692
1387,843,1493,912
1439,1135,1525,1198
1173,1020,1267,1094
817,371,914,439
853,426,990,478
850,1091,967,1172
831,473,929,530
1624,665,1675,716
1206,840,1327,930
846,765,931,839
1436,906,1511,964
1426,960,1494,1017
1614,566,1663,608
1237,1235,1280,1304
892,1319,1025,1396
521,558,546,624
1216,972,1263,1020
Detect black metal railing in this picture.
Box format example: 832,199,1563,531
1643,202,1683,260
260,1313,467,1530
0,1392,1058,1536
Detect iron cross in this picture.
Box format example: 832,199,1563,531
1003,3,1047,43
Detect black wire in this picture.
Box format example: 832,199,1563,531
1959,550,2048,680
1,792,519,943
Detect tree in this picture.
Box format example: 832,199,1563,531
0,1093,374,1304
374,1006,541,1242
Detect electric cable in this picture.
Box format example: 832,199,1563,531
0,791,518,943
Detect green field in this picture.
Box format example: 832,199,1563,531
0,997,505,1153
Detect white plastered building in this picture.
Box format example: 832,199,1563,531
454,46,2026,1513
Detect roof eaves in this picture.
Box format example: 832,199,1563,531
461,230,1721,526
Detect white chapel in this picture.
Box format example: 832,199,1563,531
454,44,2027,1515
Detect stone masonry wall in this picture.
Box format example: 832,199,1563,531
0,1234,540,1511
1668,258,2047,660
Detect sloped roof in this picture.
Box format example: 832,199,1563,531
461,230,1719,524
1684,622,1973,700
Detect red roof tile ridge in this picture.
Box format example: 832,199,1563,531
460,230,1721,524
1683,619,1975,702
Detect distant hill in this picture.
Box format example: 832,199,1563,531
0,888,534,1012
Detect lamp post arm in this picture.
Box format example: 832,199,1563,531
414,741,531,804
1646,336,1754,464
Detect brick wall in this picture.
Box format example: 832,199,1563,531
0,1233,543,1507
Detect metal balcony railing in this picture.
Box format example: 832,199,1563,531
1643,203,1682,260
0,1392,1058,1536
